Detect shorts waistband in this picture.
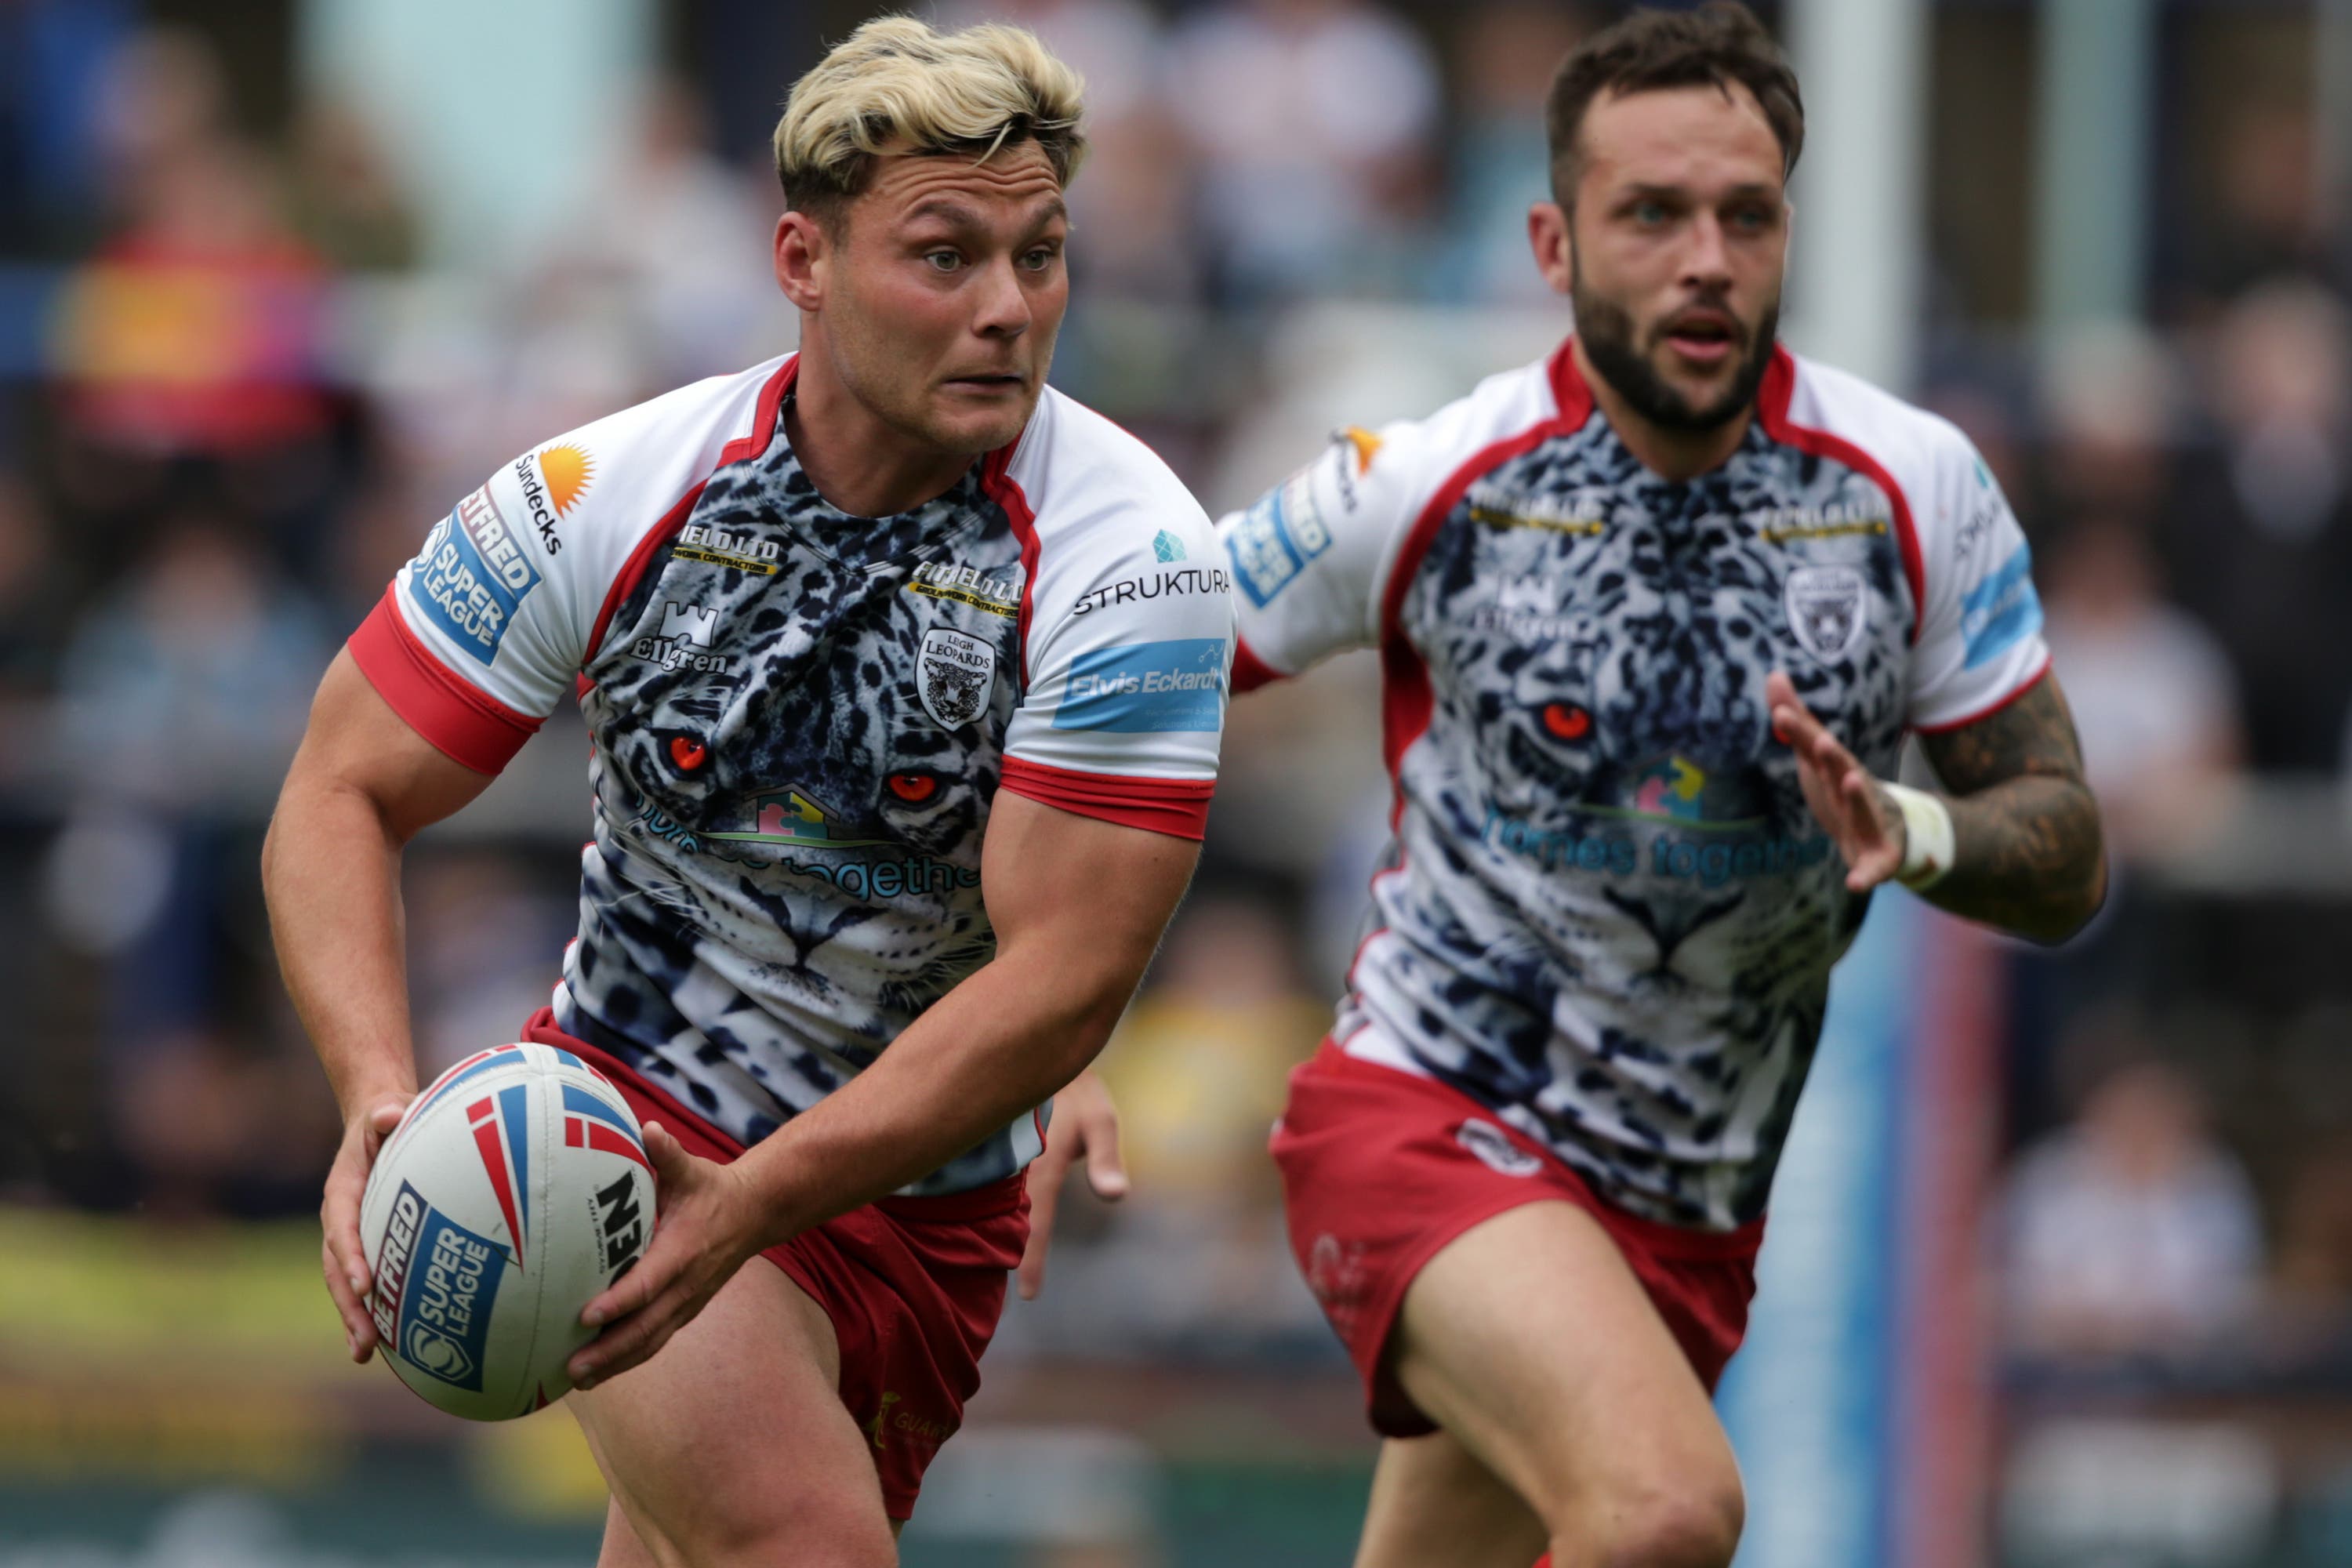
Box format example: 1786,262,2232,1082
521,1007,1029,1223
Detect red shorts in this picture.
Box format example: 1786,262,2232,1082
1272,1040,1763,1437
522,1010,1028,1519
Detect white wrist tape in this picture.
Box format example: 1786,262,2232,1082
1882,782,1955,890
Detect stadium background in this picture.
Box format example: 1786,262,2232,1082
2,0,2349,1562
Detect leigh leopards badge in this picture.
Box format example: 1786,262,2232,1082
918,627,996,730
1784,565,1868,662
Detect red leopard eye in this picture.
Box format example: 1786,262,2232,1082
887,773,939,804
1542,703,1592,740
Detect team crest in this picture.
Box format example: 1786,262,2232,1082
1784,565,1868,662
918,627,996,730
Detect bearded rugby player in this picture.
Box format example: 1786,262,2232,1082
1216,6,2103,1566
265,20,1231,1565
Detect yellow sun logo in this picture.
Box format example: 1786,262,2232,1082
538,443,594,514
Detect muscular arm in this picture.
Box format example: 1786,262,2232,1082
1912,674,2107,943
265,651,492,1105
568,793,1199,1384
1770,667,2105,947
263,649,494,1354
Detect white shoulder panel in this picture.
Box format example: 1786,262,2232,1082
387,356,790,720
1782,355,2049,730
1000,389,1232,783
1218,355,1564,677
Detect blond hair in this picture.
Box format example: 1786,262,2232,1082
774,16,1087,228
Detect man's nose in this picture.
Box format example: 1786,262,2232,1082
1679,212,1733,291
972,256,1033,339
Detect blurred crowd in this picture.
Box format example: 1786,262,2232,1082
1,2,2350,1410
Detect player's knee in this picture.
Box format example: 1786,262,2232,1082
1575,1472,1743,1568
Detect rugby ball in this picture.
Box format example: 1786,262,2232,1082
358,1043,657,1421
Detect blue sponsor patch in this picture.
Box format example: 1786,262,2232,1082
390,1183,509,1392
1053,638,1227,732
1960,543,2042,670
1225,470,1332,608
409,485,543,666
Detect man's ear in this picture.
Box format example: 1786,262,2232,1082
1528,201,1574,297
775,210,829,312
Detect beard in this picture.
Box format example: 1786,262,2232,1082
1571,263,1778,434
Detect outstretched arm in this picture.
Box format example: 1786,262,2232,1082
568,793,1197,1387
1769,670,2105,944
263,650,497,1362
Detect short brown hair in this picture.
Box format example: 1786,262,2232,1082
774,16,1087,233
1544,2,1804,207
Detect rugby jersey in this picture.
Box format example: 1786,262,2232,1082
1221,340,2047,1229
354,354,1233,1194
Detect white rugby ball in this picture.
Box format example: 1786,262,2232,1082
358,1042,657,1421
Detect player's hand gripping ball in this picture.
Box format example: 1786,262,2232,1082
358,1044,656,1420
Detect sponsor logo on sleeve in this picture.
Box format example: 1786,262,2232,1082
917,626,996,729
514,443,592,553
379,1181,508,1392
1072,561,1232,615
1152,530,1186,562
412,485,543,665
1052,637,1227,732
1225,470,1332,608
1953,458,2009,563
1784,564,1869,662
1327,426,1382,511
1960,543,2042,670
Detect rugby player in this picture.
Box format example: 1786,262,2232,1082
264,21,1227,1565
1215,6,2104,1566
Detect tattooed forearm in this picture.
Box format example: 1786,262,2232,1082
1911,674,2106,943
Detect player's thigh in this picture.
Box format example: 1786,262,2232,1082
1389,1200,1743,1558
590,1497,905,1568
1353,1428,1548,1568
569,1258,896,1568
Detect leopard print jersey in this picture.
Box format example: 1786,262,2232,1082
1340,409,1913,1229
1220,344,2046,1232
556,434,1034,1193
365,358,1228,1199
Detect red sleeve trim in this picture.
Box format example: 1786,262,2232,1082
717,354,797,467
980,446,1041,687
1911,652,2053,735
581,354,800,661
1757,346,1927,644
586,479,710,658
1232,637,1286,694
347,591,543,775
1377,368,1583,825
997,756,1214,841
